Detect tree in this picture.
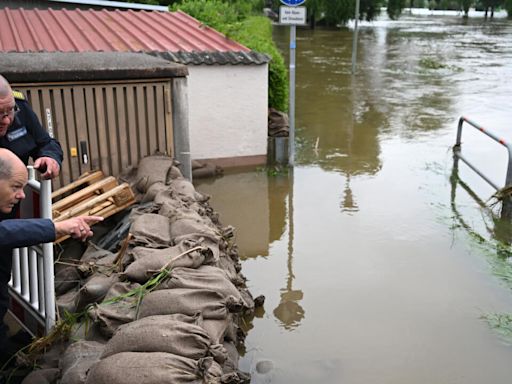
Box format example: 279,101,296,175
387,0,405,19
506,0,512,18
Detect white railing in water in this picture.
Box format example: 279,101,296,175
8,166,55,333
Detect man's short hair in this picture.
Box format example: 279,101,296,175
0,156,12,180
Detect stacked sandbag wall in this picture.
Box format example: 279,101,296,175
23,155,262,384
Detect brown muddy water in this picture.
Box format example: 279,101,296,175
195,13,512,384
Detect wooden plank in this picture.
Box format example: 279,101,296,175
54,183,134,222
164,83,174,157
155,83,166,154
136,84,148,158
105,86,120,176
52,170,105,200
95,86,111,175
73,86,91,175
62,87,81,182
147,84,157,155
52,176,118,213
49,87,71,187
126,86,138,166
115,86,129,171
84,86,100,172
55,199,134,243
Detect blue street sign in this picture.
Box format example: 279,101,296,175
280,0,306,6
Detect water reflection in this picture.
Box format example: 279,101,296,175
274,170,305,330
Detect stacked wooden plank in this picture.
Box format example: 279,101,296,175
52,171,135,242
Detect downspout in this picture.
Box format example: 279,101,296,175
171,76,192,181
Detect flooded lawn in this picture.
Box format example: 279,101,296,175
195,13,512,384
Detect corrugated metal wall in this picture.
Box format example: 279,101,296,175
13,79,174,188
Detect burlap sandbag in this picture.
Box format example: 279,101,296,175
20,368,60,384
85,352,222,384
174,234,221,261
79,243,118,276
55,265,81,295
201,316,232,345
168,178,208,203
57,287,79,316
101,315,227,364
141,182,168,203
59,340,105,384
134,155,175,193
76,273,120,311
130,213,172,247
156,266,244,305
87,281,141,337
123,243,212,283
138,288,243,320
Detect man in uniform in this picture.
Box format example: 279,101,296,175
0,75,62,180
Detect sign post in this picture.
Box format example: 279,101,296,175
279,0,306,166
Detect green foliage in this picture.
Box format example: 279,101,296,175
387,0,406,19
506,0,512,17
482,313,512,343
171,1,289,111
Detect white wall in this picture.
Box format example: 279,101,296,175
186,64,268,162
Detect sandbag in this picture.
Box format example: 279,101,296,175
21,368,60,384
140,181,167,203
130,213,172,247
201,316,232,345
60,340,105,384
168,178,208,203
76,273,120,311
87,281,141,337
85,352,222,384
55,265,81,295
101,315,227,364
57,287,79,316
134,155,174,193
123,243,212,283
78,243,118,276
138,288,243,320
156,266,243,304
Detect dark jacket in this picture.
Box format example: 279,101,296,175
0,97,63,167
0,218,55,250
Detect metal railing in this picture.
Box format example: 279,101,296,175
453,116,512,218
8,166,55,333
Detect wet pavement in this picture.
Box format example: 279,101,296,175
195,13,512,384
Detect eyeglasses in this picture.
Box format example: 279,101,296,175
0,105,19,120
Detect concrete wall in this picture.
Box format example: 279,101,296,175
187,64,268,166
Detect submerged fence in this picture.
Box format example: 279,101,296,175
8,166,55,334
453,116,512,218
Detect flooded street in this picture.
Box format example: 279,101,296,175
195,13,512,384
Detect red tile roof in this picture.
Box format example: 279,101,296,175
0,7,250,53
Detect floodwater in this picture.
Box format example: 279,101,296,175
195,13,512,384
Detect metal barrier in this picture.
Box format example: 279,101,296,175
8,166,55,334
454,116,512,218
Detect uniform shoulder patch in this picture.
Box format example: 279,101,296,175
12,90,25,100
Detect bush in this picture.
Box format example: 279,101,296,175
171,0,288,111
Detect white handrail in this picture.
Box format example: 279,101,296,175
8,166,55,333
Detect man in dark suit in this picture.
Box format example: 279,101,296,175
0,148,103,364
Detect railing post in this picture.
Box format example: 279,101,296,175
501,145,512,220
40,178,55,332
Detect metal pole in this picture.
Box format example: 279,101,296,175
289,25,296,166
40,178,55,332
351,0,360,74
